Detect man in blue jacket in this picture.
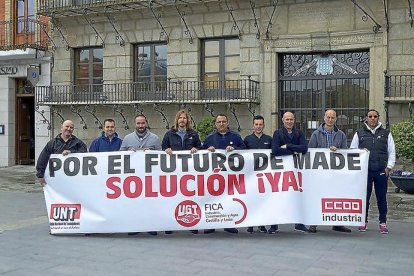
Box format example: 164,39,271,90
202,114,246,234
89,119,122,152
270,111,309,234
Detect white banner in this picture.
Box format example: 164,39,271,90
43,149,368,234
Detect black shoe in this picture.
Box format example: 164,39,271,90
268,225,278,234
190,230,199,234
224,228,238,234
204,229,216,234
247,227,254,233
165,231,173,234
309,226,317,233
147,231,158,236
332,226,352,233
258,226,267,233
294,224,309,233
128,232,139,236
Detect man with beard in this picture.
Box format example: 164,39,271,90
308,109,351,233
162,110,201,235
120,114,161,151
120,114,161,236
36,120,87,187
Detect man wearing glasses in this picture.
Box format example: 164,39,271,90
350,109,396,234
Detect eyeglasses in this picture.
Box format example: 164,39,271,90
368,115,378,118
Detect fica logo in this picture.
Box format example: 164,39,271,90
50,204,81,221
175,200,201,227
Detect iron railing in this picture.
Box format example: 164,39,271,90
0,19,49,51
38,0,219,15
36,79,260,105
385,74,414,100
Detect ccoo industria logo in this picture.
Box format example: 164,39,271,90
321,198,363,223
175,200,201,227
50,204,81,221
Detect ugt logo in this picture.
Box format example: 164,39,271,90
175,200,201,227
50,204,81,221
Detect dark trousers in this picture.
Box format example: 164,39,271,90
365,169,388,224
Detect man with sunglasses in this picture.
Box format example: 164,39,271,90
350,109,396,234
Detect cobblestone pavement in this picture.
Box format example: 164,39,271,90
1,165,414,275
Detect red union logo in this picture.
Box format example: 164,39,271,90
50,204,81,221
321,198,362,213
175,200,201,227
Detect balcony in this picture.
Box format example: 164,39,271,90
35,79,260,105
38,0,219,16
384,74,414,103
0,19,49,51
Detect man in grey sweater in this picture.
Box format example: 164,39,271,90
308,109,351,233
120,114,161,151
120,114,161,236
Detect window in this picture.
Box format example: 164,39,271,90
16,0,34,34
134,43,168,100
74,47,103,100
201,37,240,98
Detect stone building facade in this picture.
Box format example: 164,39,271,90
19,0,414,164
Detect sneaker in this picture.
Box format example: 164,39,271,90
165,231,173,234
332,226,351,233
358,223,367,232
309,225,317,233
247,227,254,233
224,228,238,234
258,226,267,233
204,229,215,234
294,224,309,233
379,223,389,234
267,225,278,234
190,230,198,234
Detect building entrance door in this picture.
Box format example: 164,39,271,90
16,79,35,165
278,51,370,142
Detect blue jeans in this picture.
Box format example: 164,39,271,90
365,169,388,224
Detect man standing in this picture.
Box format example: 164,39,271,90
350,109,395,234
308,109,352,233
120,114,161,236
162,110,201,234
36,120,87,186
243,115,272,234
89,119,122,152
201,114,246,234
120,114,161,151
270,111,309,233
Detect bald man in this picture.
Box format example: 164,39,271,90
308,109,351,233
36,120,87,186
270,111,309,234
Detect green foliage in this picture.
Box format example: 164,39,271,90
196,116,216,142
391,117,414,162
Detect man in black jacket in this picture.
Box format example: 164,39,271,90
36,120,87,186
270,111,309,233
161,110,201,235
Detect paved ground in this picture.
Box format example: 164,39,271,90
1,165,414,275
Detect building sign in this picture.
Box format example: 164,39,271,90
0,67,18,75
